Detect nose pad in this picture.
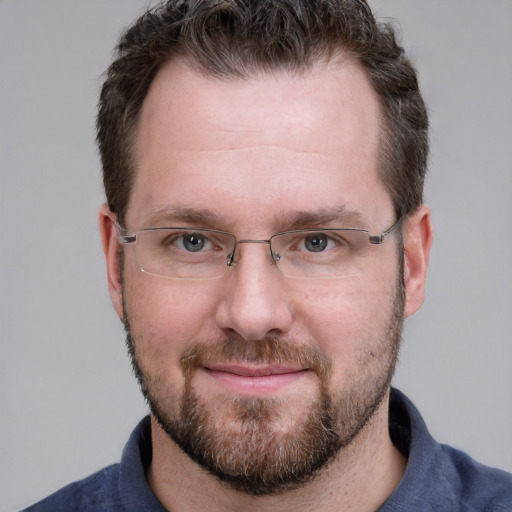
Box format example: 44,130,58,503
226,252,236,267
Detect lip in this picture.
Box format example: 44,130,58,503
202,363,309,396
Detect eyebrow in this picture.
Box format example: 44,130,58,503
142,205,223,229
277,207,367,231
142,205,367,231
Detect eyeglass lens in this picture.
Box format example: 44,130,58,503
132,228,372,279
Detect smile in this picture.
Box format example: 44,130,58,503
202,364,310,396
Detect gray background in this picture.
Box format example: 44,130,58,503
1,1,511,510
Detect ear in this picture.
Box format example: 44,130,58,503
402,204,433,318
98,203,125,321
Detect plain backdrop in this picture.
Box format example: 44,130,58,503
1,1,511,510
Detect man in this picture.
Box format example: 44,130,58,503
23,1,512,510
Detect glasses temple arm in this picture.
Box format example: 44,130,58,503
368,216,403,245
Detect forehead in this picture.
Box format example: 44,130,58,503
128,58,391,231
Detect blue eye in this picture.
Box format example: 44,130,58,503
304,233,329,252
181,233,207,252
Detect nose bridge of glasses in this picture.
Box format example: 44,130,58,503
227,238,276,267
237,239,272,245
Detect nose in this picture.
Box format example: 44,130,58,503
215,243,293,341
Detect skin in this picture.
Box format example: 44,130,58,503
100,57,433,511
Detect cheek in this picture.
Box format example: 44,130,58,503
123,271,219,371
295,269,398,357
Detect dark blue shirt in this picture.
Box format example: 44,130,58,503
22,389,512,511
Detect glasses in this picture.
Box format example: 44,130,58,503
116,218,401,280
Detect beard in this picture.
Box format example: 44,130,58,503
123,270,405,496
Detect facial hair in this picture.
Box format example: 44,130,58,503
123,270,405,496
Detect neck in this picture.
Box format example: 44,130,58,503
147,392,406,512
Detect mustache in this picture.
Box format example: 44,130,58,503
179,335,332,380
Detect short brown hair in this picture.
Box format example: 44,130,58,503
97,0,428,224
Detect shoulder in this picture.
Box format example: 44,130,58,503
385,389,512,511
20,417,162,512
21,464,121,512
439,444,512,511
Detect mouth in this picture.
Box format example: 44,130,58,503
202,363,310,396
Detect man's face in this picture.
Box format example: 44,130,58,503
118,59,405,494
